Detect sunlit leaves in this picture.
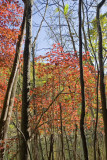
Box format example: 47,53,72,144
0,0,23,110
64,4,69,15
29,44,101,135
55,4,69,16
55,7,60,13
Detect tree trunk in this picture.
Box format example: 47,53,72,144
20,1,33,160
59,103,65,160
79,0,88,159
38,132,45,160
48,134,54,160
64,127,71,160
73,123,77,160
94,71,99,160
96,0,107,159
0,5,26,159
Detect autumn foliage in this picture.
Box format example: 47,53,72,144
28,43,103,136
0,0,107,159
0,0,23,110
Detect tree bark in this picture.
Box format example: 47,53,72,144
64,127,71,160
94,71,99,160
79,0,88,159
81,1,88,52
48,134,54,160
74,123,77,160
20,0,33,160
96,0,107,159
59,103,65,160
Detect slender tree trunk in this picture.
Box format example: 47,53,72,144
0,5,26,159
64,127,71,160
20,1,33,160
94,71,99,160
96,0,107,159
38,132,45,160
44,133,49,159
48,134,54,160
59,103,65,160
73,123,77,160
85,0,97,67
32,43,39,160
81,2,88,52
97,140,102,160
79,0,88,159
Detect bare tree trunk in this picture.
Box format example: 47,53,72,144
64,127,71,160
94,71,99,160
20,1,33,160
44,133,49,159
0,4,26,159
48,134,54,160
85,0,97,67
73,123,77,160
59,103,65,160
97,140,102,160
38,132,45,160
96,0,107,159
81,2,88,52
79,0,88,159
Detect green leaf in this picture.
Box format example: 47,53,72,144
55,7,60,13
64,4,69,15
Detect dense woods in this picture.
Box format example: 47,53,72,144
0,0,107,160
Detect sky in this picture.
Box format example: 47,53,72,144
18,0,107,58
18,0,51,57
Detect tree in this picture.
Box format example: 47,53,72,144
0,0,107,159
20,0,33,160
96,0,107,159
79,0,88,159
0,0,24,159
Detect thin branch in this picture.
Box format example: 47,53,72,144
12,122,33,160
30,89,64,138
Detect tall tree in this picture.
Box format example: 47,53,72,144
96,0,107,159
79,0,88,159
0,0,25,159
20,0,33,160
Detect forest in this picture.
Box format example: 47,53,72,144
0,0,107,160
